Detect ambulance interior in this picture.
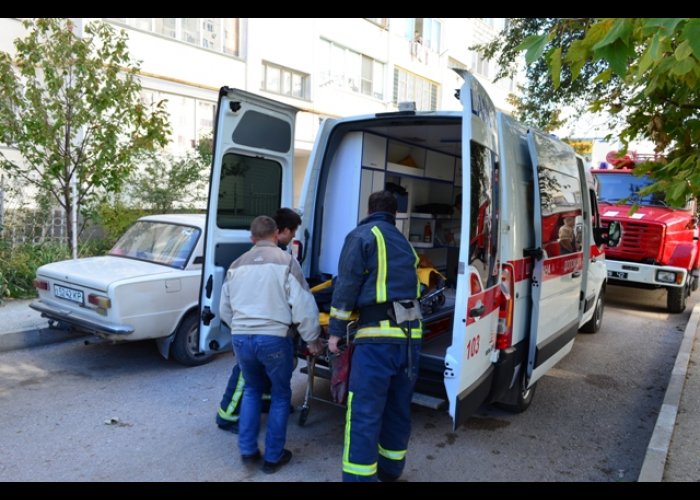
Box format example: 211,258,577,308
312,115,494,390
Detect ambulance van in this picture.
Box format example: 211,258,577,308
198,71,619,428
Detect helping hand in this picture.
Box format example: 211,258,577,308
307,338,323,356
327,335,341,354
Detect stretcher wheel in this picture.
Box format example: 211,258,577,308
298,406,310,426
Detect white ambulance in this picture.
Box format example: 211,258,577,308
198,72,619,428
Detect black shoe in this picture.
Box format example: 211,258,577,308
377,468,400,482
261,449,292,474
217,421,239,434
241,450,262,464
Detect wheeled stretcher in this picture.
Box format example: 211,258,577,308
295,268,449,426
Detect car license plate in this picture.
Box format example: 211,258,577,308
607,270,628,279
54,284,84,304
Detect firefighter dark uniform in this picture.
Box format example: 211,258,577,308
216,363,271,431
329,210,422,482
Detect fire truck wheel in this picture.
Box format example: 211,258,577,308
667,285,688,314
580,289,605,334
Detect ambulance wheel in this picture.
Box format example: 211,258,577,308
298,407,309,426
580,289,604,334
667,284,687,314
172,313,215,366
496,369,536,413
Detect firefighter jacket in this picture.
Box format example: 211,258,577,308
329,211,421,344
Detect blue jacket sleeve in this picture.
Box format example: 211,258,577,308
328,233,367,337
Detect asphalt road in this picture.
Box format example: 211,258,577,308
0,284,694,482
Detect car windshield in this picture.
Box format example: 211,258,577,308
594,172,666,206
108,221,201,269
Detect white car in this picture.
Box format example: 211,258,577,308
30,214,215,366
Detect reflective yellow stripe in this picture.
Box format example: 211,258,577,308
378,444,407,461
371,226,387,303
355,325,422,340
343,461,378,476
330,306,353,320
342,392,379,476
218,371,246,422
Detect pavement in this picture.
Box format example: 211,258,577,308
0,297,698,481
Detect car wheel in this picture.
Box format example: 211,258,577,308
171,313,215,366
580,289,605,334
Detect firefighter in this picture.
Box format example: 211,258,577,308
216,208,303,433
328,190,422,482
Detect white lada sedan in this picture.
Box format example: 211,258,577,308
30,214,214,366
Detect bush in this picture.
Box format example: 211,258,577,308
0,239,117,301
0,241,71,300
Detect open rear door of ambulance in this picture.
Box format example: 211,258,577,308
525,130,583,385
444,71,501,429
198,88,298,355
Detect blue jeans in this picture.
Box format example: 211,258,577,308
231,334,294,463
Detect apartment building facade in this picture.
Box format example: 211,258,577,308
0,17,516,205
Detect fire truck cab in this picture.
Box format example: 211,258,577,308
593,160,700,312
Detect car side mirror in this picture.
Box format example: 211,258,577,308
593,221,622,248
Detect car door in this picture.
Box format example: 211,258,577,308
199,88,298,354
444,72,501,429
526,130,584,383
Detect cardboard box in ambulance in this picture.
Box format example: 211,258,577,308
198,73,619,429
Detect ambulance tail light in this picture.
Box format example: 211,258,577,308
496,264,515,350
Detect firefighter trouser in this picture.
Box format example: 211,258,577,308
342,341,421,482
217,363,271,426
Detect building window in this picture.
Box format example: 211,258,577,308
393,67,438,111
261,62,309,100
107,18,239,57
140,89,215,156
320,40,385,100
473,53,490,78
403,18,442,53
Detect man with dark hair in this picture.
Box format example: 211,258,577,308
328,190,422,482
216,208,304,434
220,215,322,474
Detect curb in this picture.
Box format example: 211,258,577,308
638,303,700,482
0,328,87,353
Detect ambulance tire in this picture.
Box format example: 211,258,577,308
580,289,604,334
172,313,215,366
496,369,536,413
667,284,687,314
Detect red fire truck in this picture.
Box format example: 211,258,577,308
593,153,700,312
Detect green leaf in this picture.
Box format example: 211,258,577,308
549,47,562,88
593,19,633,50
675,40,693,61
638,46,654,76
670,56,695,76
515,35,548,65
596,41,629,76
670,179,687,201
643,18,685,35
683,19,700,61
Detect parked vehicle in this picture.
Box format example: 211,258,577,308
200,72,619,428
30,214,213,366
593,158,700,312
